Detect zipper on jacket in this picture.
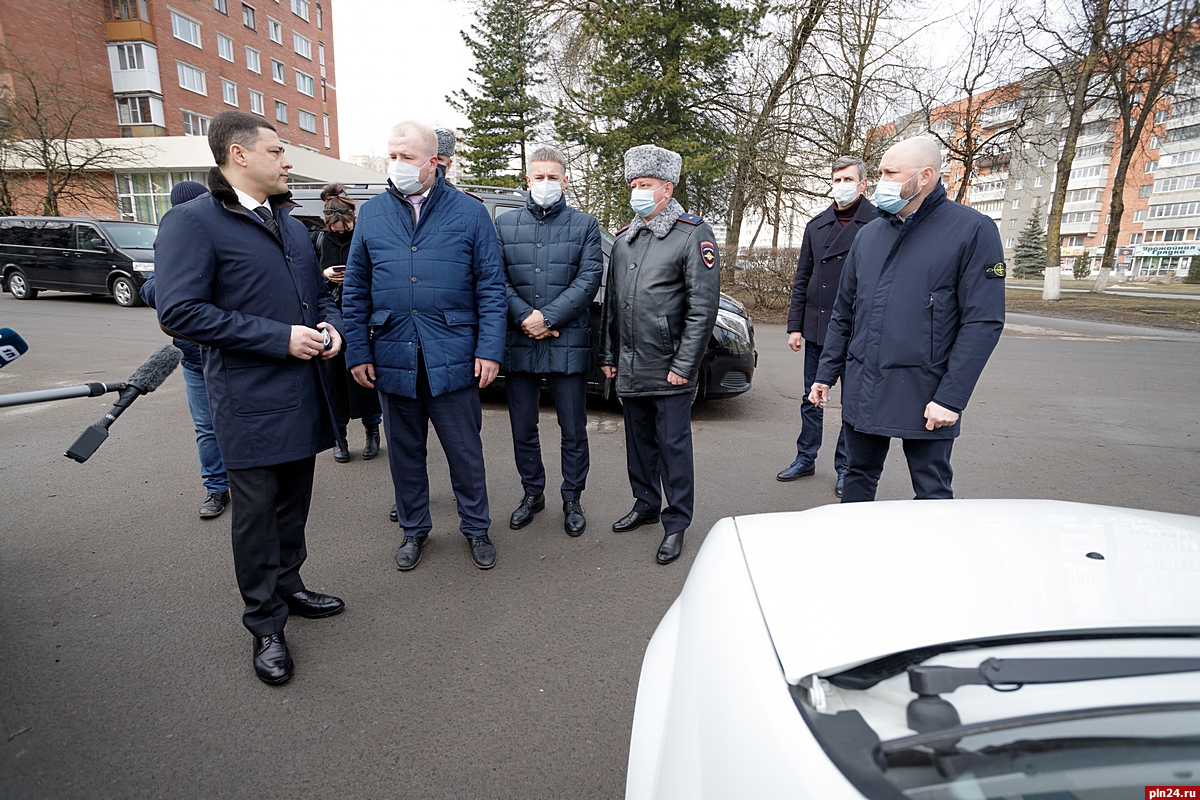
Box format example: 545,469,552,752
928,293,935,363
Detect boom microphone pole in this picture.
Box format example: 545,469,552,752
64,345,183,463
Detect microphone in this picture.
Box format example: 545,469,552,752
0,328,28,368
65,345,183,463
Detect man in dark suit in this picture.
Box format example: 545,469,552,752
156,111,346,686
777,155,877,497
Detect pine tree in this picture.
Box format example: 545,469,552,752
448,0,543,187
1013,206,1047,279
554,0,759,227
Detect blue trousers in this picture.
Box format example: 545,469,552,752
380,359,490,539
506,371,589,502
182,361,228,494
796,340,847,474
622,392,695,535
840,423,954,503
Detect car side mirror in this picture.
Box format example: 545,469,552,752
90,238,111,251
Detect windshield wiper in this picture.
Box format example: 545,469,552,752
907,658,1200,737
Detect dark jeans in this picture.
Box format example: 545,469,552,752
506,371,589,502
622,392,695,535
380,358,490,539
840,423,954,503
796,340,847,474
182,361,228,494
226,456,315,636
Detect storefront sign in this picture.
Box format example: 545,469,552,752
1132,243,1200,257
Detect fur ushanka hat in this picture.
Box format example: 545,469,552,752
623,144,682,184
434,127,457,158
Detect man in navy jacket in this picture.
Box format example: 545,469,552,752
779,155,877,497
156,112,346,685
341,121,507,572
811,137,1005,503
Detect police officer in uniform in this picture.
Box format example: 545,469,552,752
599,145,721,565
434,127,459,188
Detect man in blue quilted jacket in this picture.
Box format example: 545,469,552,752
497,145,603,537
341,121,508,571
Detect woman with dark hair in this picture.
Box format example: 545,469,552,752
313,183,382,462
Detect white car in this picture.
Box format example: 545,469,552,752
626,499,1200,799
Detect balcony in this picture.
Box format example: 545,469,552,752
108,43,162,95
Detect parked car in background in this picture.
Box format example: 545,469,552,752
1,217,157,307
291,183,757,404
626,499,1200,799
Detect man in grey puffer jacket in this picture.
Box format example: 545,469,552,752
599,144,721,565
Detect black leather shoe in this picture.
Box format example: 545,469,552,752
395,536,425,571
835,471,846,498
389,503,398,523
198,490,230,519
509,493,545,529
362,423,380,460
333,426,350,463
252,631,293,685
656,531,685,565
776,458,815,481
469,534,497,569
564,501,586,536
282,589,345,619
612,509,660,532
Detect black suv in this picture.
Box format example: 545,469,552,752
1,217,158,307
290,183,756,403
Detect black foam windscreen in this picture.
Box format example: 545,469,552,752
0,328,29,368
126,345,183,393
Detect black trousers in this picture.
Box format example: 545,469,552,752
840,423,954,503
380,358,490,539
226,456,315,636
506,371,589,502
622,393,695,534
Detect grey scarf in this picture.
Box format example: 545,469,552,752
626,198,686,240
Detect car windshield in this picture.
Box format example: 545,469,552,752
880,704,1200,799
99,222,158,250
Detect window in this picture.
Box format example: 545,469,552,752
246,47,261,72
182,111,210,136
1167,124,1200,143
1038,155,1048,167
291,0,309,20
214,0,227,13
1069,165,1108,180
1078,119,1110,137
1065,188,1098,203
105,0,150,21
1062,235,1085,247
171,11,202,47
323,112,330,148
1005,238,1014,248
972,200,1005,212
114,43,145,71
1147,202,1200,219
1154,175,1200,193
1047,112,1055,124
1144,161,1158,174
1155,110,1170,124
268,17,283,43
318,42,325,67
221,78,238,106
1034,176,1044,188
1009,218,1017,229
1015,178,1024,189
1062,211,1093,224
316,2,322,28
299,109,316,132
1074,143,1111,159
249,89,265,115
293,32,312,59
177,62,207,95
1140,185,1153,197
1150,135,1162,149
217,33,234,61
272,59,286,83
1162,148,1200,167
115,171,208,223
1130,233,1143,245
1033,196,1042,208
1011,199,1020,209
275,100,287,123
242,3,256,29
296,69,314,96
116,96,152,125
1134,209,1148,221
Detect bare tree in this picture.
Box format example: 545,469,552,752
1090,0,1200,291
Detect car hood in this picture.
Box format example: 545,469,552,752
733,499,1200,684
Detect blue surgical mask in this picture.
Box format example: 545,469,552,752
630,188,661,218
388,161,426,195
873,173,919,214
530,179,563,208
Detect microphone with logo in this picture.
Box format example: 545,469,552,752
64,345,183,463
0,328,29,369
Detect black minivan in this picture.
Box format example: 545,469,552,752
0,217,158,307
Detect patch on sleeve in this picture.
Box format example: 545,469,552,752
985,261,1006,279
700,240,717,269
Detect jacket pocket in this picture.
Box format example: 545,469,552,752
227,363,301,416
655,316,674,353
368,309,391,342
930,290,957,365
445,309,478,327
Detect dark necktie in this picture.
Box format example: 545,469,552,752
253,205,280,238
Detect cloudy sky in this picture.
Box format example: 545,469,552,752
333,0,475,157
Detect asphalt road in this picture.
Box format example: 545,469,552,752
2,293,1198,799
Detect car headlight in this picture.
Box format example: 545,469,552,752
715,308,750,343
132,262,155,274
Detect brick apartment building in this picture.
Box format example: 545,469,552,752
0,0,372,221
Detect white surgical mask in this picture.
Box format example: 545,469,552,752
388,161,426,195
530,179,563,208
832,182,860,207
630,188,661,218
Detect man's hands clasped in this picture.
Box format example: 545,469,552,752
521,310,559,340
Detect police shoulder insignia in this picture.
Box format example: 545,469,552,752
699,240,717,269
615,224,630,237
985,261,1006,279
465,190,485,203
678,213,703,225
